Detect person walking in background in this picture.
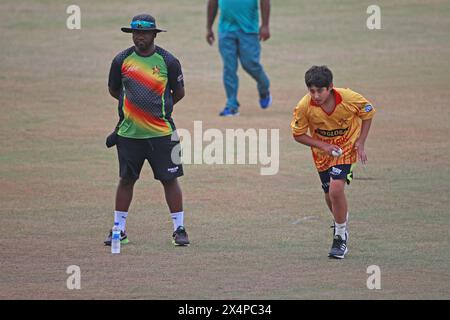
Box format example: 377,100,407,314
206,0,272,116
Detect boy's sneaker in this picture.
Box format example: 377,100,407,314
219,106,239,116
259,94,272,109
172,226,190,246
104,230,129,246
328,234,348,259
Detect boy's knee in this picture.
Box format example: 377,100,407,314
329,179,345,198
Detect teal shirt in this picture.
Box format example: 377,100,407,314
218,0,259,34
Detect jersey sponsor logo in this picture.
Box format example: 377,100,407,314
315,127,349,137
365,104,373,112
177,74,183,82
330,167,342,176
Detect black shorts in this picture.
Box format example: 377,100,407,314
318,164,354,193
116,135,183,181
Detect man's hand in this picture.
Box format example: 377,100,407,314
354,140,367,164
206,28,215,45
259,25,270,41
106,131,118,148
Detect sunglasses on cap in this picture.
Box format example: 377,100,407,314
130,20,155,29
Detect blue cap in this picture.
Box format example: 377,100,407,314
121,14,166,33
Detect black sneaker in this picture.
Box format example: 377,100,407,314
328,234,348,259
104,230,129,246
172,226,190,246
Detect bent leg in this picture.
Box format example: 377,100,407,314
218,32,240,108
238,31,270,98
328,178,347,224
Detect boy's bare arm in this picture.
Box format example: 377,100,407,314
294,134,341,156
355,119,373,164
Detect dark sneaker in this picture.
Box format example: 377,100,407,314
219,106,239,116
172,226,190,246
328,234,348,259
259,94,272,109
104,230,129,246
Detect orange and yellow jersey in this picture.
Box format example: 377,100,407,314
291,88,376,172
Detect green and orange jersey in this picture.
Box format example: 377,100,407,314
108,46,184,139
291,88,376,172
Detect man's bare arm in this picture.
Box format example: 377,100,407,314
172,86,185,105
109,87,120,100
259,0,271,41
206,0,218,45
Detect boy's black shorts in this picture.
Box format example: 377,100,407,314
116,135,183,181
318,164,354,193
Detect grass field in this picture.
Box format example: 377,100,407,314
1,0,449,299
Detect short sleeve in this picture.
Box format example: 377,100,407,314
108,56,122,91
168,59,184,91
291,100,309,136
352,91,376,120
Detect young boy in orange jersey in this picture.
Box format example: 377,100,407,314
291,66,376,259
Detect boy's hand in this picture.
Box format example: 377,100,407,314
354,140,367,164
322,144,342,157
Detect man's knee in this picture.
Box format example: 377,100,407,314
119,177,137,188
161,178,178,187
241,58,261,74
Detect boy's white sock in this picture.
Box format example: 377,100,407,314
335,221,347,240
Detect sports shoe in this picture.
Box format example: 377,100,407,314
104,229,129,246
172,226,190,246
259,94,272,109
219,106,239,116
328,234,348,259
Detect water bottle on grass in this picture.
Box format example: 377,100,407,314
111,222,121,254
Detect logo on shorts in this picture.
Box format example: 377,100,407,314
365,104,373,112
330,167,342,176
167,166,179,173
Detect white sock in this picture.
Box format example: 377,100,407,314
335,221,347,240
114,211,128,232
171,211,184,231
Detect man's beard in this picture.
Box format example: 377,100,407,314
137,42,148,51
